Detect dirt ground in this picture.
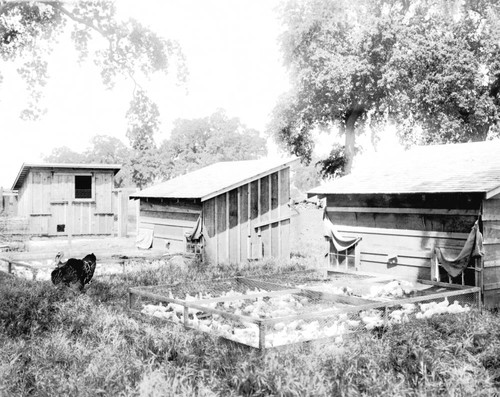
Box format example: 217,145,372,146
0,205,325,280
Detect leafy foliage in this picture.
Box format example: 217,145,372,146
159,109,267,179
43,146,87,164
270,0,500,175
125,89,161,188
1,1,186,189
43,134,132,187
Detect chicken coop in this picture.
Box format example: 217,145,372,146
130,158,296,265
129,270,480,350
308,140,500,308
12,163,121,236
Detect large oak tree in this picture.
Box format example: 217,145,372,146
270,0,500,175
1,1,186,187
159,109,268,179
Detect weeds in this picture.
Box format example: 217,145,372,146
1,259,500,396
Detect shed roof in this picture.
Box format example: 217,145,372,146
130,158,297,201
12,163,122,190
308,140,500,198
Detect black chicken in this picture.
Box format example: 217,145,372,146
51,252,97,292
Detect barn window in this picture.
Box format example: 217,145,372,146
75,175,92,199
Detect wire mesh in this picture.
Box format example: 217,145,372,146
131,271,480,350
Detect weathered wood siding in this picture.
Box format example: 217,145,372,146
138,198,202,251
16,169,116,236
482,196,500,307
203,168,291,265
326,193,482,281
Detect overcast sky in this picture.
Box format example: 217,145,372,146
0,0,291,188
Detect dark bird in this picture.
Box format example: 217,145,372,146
51,252,97,292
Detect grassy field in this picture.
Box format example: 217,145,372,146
2,254,500,397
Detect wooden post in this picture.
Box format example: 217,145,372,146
128,290,137,310
476,257,483,312
258,321,266,350
184,305,189,328
67,200,73,256
8,261,12,274
258,179,262,259
226,192,230,263
237,187,241,263
215,198,219,264
247,183,251,260
354,243,361,271
268,174,272,256
430,248,439,282
135,198,140,235
277,171,281,258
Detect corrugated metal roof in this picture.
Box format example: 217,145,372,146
308,140,500,197
130,158,297,201
12,163,122,190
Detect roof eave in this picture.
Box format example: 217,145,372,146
486,185,500,200
200,158,299,202
11,163,122,190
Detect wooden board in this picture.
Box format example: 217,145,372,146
139,216,197,228
327,193,483,210
280,219,291,260
483,198,500,221
271,222,279,258
260,175,270,222
228,189,239,264
270,172,279,220
140,200,202,214
216,194,228,263
249,180,260,259
239,184,249,262
327,211,476,233
202,198,216,264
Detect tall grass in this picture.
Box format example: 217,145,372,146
1,258,500,396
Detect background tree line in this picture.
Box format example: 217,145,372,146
4,0,500,194
43,108,267,189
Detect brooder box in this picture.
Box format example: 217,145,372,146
128,270,480,350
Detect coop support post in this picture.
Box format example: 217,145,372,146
184,305,189,328
384,305,388,327
476,257,483,313
7,261,12,274
128,290,137,310
354,243,361,271
430,248,440,282
258,321,266,350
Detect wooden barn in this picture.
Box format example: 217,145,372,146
130,158,296,265
12,163,121,236
308,140,500,308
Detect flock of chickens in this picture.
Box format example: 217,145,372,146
140,280,471,348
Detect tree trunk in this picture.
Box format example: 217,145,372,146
343,106,363,174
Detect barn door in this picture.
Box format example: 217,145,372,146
49,174,72,235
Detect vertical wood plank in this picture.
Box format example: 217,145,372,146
237,187,241,263
215,195,219,264
228,189,239,264
277,170,281,257
269,173,274,255
247,182,252,260
226,192,230,262
258,178,262,258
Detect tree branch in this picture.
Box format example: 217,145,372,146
50,3,108,37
